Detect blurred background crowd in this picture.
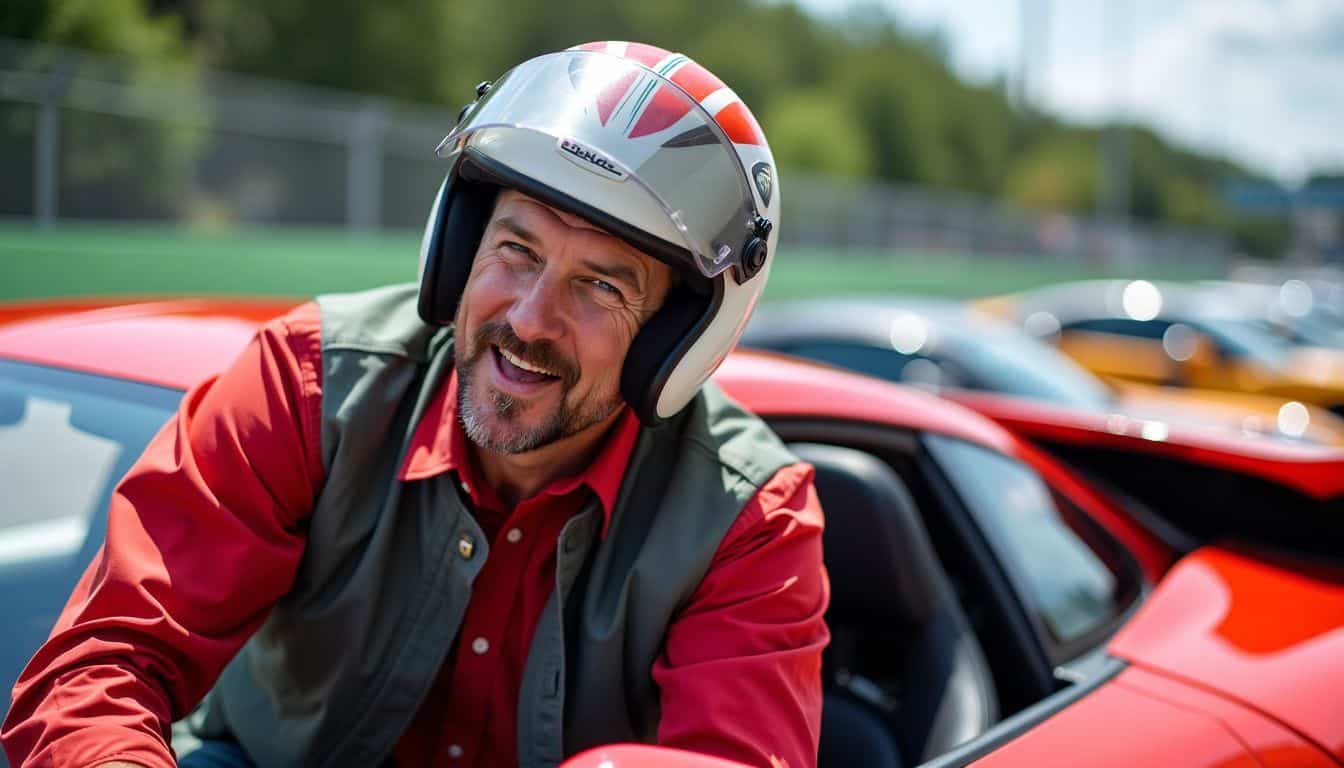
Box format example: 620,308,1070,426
3,0,1344,436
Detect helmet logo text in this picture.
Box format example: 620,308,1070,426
557,138,628,181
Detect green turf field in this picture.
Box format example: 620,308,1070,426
0,223,1221,303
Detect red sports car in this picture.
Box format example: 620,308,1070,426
1,297,1340,768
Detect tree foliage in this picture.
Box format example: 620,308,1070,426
8,0,1293,253
1,0,200,218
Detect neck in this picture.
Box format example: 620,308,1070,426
471,410,623,509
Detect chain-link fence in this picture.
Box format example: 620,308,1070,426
0,37,1230,274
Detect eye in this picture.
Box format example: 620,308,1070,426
501,241,533,257
588,278,624,298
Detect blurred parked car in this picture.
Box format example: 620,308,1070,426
975,279,1344,416
2,297,1343,768
1197,280,1344,350
742,296,1344,447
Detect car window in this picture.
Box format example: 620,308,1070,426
1062,317,1172,340
781,341,972,391
0,360,180,563
924,434,1134,649
1198,317,1290,364
949,329,1112,409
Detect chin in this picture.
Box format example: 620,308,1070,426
463,401,561,455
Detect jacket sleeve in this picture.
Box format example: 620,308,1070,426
1,303,326,768
653,462,830,768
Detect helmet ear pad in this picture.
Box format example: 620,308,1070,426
621,277,722,426
417,173,500,326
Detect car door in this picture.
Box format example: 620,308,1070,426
1055,318,1178,386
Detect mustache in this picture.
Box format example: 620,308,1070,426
469,321,578,385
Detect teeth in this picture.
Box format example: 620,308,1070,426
499,347,558,377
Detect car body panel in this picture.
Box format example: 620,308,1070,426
1056,329,1178,386
1118,666,1339,768
972,664,1336,767
560,744,755,768
972,680,1260,768
1109,380,1344,448
1108,546,1344,762
0,298,300,391
1060,329,1344,406
946,390,1344,500
713,351,1020,456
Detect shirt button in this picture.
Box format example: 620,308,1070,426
471,636,490,655
457,533,475,560
447,744,464,759
506,527,523,543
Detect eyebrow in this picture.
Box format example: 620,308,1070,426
492,215,540,245
580,258,644,292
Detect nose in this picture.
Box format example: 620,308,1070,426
505,270,566,344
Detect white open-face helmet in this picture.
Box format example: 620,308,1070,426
418,41,780,425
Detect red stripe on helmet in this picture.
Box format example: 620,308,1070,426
621,42,674,67
668,62,726,103
711,101,765,146
630,84,695,138
596,70,639,127
575,41,607,53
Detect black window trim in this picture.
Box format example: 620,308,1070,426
920,433,1146,666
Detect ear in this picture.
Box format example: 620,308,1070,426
417,175,500,326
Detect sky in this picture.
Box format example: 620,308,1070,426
797,0,1344,185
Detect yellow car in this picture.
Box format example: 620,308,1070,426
974,280,1344,417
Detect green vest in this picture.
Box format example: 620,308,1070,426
189,284,797,767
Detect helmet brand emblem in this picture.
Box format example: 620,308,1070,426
752,162,773,206
557,137,628,181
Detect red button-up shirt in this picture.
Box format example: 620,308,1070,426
2,302,829,768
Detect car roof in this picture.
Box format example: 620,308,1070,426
0,297,303,390
1002,279,1250,324
745,294,997,347
0,296,1021,454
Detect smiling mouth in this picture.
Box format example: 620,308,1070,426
493,345,562,386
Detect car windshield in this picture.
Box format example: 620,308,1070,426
1199,317,1293,365
1261,314,1344,349
0,359,180,564
924,434,1131,646
951,324,1112,409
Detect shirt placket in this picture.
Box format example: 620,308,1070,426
438,493,560,766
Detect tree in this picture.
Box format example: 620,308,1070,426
1,0,201,219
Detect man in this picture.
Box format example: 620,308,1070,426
3,42,829,768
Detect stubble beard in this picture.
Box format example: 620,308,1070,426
456,321,623,455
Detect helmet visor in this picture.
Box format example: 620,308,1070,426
437,50,762,280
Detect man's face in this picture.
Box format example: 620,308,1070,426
454,189,674,454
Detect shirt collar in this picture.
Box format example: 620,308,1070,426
398,370,640,538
